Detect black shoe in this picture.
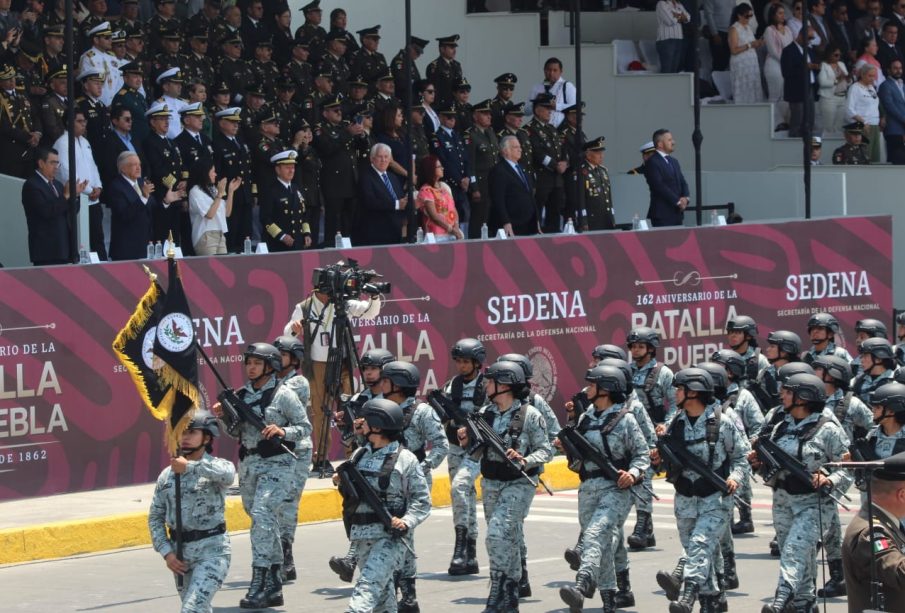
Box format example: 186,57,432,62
668,581,699,613
517,560,531,598
627,510,655,550
656,558,685,601
397,577,420,613
769,538,780,557
465,537,480,575
761,580,794,613
329,553,356,583
281,538,297,582
559,570,594,612
481,570,505,613
448,526,469,575
817,559,847,598
615,569,635,607
239,566,267,609
564,545,581,572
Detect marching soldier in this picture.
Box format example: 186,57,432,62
349,25,387,91
143,100,186,244
803,312,853,364
626,326,677,550
39,66,68,147
852,337,897,404
76,68,109,153
851,318,889,377
725,315,770,382
426,34,462,106
832,121,871,165
655,368,750,613
113,61,150,145
390,36,427,106
211,342,309,610
438,339,486,577
489,72,517,133
147,410,235,613
855,382,905,495
751,330,802,412
0,63,40,178
557,365,650,613
336,399,431,613
465,99,500,239
272,335,314,583
628,141,656,175
573,136,615,231
498,102,533,170
259,150,313,253
452,78,473,133
525,93,567,233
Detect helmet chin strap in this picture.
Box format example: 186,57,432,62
874,411,892,426
180,443,205,455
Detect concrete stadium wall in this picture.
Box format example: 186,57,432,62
0,175,29,269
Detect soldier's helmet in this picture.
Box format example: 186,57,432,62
273,335,305,363
697,362,729,397
599,358,634,394
767,330,802,356
807,312,840,334
777,362,815,384
855,318,888,339
380,361,421,388
451,338,486,364
484,360,528,387
626,326,660,348
859,337,895,361
812,355,852,386
360,348,395,369
592,344,627,362
726,315,758,336
673,368,714,393
584,365,627,393
244,342,283,371
361,398,405,431
497,353,533,379
187,409,220,438
710,349,746,380
782,373,828,403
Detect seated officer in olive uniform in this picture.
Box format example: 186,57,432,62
832,121,871,165
573,137,615,231
259,150,313,252
627,141,656,175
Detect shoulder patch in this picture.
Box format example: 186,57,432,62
871,526,896,553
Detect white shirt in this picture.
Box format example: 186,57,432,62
526,77,577,128
189,185,227,247
78,46,122,106
656,0,690,41
53,133,102,204
371,164,404,210
283,296,382,363
159,95,188,139
121,173,149,205
423,104,440,131
846,81,881,125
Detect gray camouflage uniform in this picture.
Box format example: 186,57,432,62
574,403,650,590
442,375,482,537
763,411,849,607
345,442,432,613
667,405,750,596
148,453,236,613
852,369,895,405
228,376,310,568
803,342,853,365
278,373,314,543
631,359,676,515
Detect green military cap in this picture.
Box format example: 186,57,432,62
120,61,143,75
532,93,555,108
48,65,68,81
409,36,429,52
583,136,606,151
189,26,209,41
472,99,492,113
44,25,64,38
300,0,321,13
325,30,348,43
220,33,242,47
0,64,16,80
160,26,182,41
347,75,368,88
376,70,394,82
293,36,310,48
453,78,471,92
212,81,231,94
244,83,266,98
504,101,526,116
437,34,460,47
357,25,381,39
256,36,273,48
494,73,518,86
276,76,296,91
321,95,343,109
843,121,865,134
112,29,127,44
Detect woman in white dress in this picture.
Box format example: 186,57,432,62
188,159,241,256
729,3,765,103
764,4,794,128
817,43,851,134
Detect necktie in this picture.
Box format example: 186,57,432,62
196,134,202,145
516,164,529,189
381,173,396,198
133,181,142,197
49,180,58,197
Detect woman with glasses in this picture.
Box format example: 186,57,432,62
416,79,441,139
765,4,794,129
818,42,851,134
415,154,464,241
729,3,765,103
788,1,804,39
846,62,882,160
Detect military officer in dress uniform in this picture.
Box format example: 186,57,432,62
240,85,268,146
318,31,351,96
627,141,656,174
451,79,473,134
498,101,533,170
151,26,187,92
426,34,463,106
186,0,222,54
391,36,427,106
810,136,823,165
41,26,67,85
313,95,362,241
183,27,216,89
218,33,255,105
284,37,314,96
144,100,186,244
274,77,302,141
294,0,327,61
490,72,517,133
147,0,182,58
409,100,430,167
833,121,871,164
370,72,398,116
39,65,67,147
260,150,313,252
76,68,109,153
212,107,255,251
253,110,288,185
293,119,323,242
79,21,121,106
113,61,150,145
251,37,281,101
349,25,387,92
431,104,472,235
342,76,370,119
0,63,40,178
465,98,499,239
573,137,615,231
154,67,187,140
525,93,567,232
174,102,214,171
560,102,587,222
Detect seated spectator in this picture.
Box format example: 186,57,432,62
21,146,86,266
817,43,850,134
415,154,464,242
728,3,765,102
188,159,240,256
855,35,885,86
656,0,690,73
832,120,872,163
357,142,407,246
879,58,905,164
764,4,793,129
845,62,881,160
53,108,105,260
489,135,538,237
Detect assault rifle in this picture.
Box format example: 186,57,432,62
658,435,750,509
753,437,849,509
336,459,416,556
558,425,658,503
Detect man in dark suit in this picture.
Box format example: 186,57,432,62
643,129,689,227
357,142,407,246
878,22,904,75
107,151,182,261
489,134,538,237
828,1,855,62
879,58,905,163
781,28,820,137
21,147,87,266
98,106,145,188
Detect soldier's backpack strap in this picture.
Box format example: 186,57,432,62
705,405,722,468
834,392,854,423
507,402,529,450
640,363,666,422
745,353,759,382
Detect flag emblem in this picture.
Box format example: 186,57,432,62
157,312,194,353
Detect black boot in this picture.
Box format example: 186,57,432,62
731,501,754,534
328,549,357,583
627,510,655,550
792,600,818,613
504,575,521,612
281,538,296,582
761,581,794,613
518,554,531,598
481,570,505,613
465,536,479,574
397,576,420,613
600,588,617,613
564,534,582,571
558,570,595,612
723,551,739,590
262,564,284,607
716,590,729,612
448,526,469,575
239,566,267,609
817,559,847,598
615,568,635,608
656,558,686,601
769,537,780,557
698,593,721,613
668,581,700,613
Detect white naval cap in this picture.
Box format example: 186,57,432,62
215,106,242,121
145,100,171,118
640,141,656,154
155,67,183,85
180,101,205,116
87,21,113,38
270,150,299,165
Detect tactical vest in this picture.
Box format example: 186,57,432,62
236,379,294,458
852,431,905,462
575,405,632,479
637,363,666,423
745,353,760,382
349,445,406,524
444,373,485,443
479,403,539,481
769,414,831,494
667,407,729,497
747,368,778,413
401,401,426,462
832,392,860,436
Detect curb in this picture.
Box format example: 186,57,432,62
0,457,581,565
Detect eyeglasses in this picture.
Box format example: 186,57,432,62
424,89,435,94
121,117,133,122
435,164,443,168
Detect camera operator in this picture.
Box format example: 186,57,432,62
283,270,383,476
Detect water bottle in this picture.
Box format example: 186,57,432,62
480,223,488,240
334,231,344,248
154,241,163,258
146,241,155,260
243,236,252,254
632,214,641,230
78,244,89,264
563,218,576,235
711,210,719,226
415,227,424,243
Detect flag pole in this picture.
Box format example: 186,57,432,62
165,230,183,587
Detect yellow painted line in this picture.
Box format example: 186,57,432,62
0,457,599,566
